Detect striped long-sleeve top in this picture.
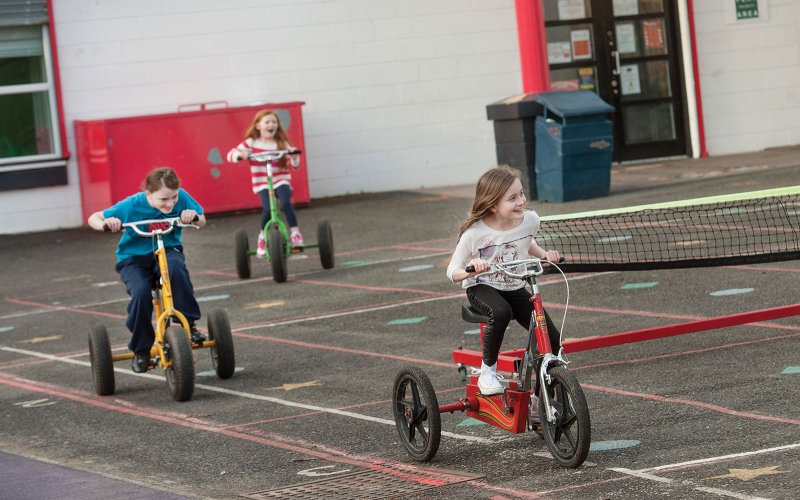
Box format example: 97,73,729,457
226,138,299,194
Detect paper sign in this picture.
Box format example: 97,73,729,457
643,20,665,51
579,67,595,90
620,64,641,95
548,41,572,64
613,0,638,16
616,23,636,54
571,29,592,60
558,0,586,20
551,79,579,91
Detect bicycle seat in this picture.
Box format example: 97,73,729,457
461,301,490,324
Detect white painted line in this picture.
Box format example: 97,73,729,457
642,442,800,473
608,467,673,483
0,345,494,445
693,487,771,500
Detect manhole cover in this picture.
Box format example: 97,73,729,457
241,463,484,499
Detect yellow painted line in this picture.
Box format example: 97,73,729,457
246,300,286,309
21,335,63,344
265,380,322,391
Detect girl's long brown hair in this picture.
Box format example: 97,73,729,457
458,165,521,238
244,109,292,167
143,167,180,192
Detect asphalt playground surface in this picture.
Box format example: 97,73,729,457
1,148,800,499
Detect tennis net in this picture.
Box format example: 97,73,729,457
539,185,800,272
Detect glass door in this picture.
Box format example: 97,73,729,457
543,0,687,162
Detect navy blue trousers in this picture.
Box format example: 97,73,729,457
115,247,200,355
258,184,297,230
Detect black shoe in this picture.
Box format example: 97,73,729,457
190,324,206,344
131,353,150,373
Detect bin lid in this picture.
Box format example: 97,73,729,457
533,90,614,118
486,93,543,120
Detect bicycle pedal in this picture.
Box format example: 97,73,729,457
290,247,304,254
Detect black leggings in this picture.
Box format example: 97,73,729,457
466,285,561,366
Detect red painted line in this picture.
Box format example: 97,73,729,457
6,298,126,320
233,331,453,368
294,278,452,297
0,373,452,487
584,383,800,426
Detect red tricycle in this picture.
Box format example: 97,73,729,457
392,258,590,467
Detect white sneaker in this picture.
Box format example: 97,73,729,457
477,362,504,395
256,231,266,258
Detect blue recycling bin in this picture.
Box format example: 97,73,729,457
534,91,614,202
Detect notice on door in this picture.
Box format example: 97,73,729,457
620,64,641,95
571,29,592,60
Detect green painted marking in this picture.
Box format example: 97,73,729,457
387,317,427,325
457,418,487,427
780,366,800,375
621,282,659,289
590,440,640,451
341,260,369,267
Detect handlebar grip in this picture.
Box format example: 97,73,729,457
465,265,475,273
103,223,111,232
289,149,302,155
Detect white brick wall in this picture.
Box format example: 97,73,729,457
693,0,800,155
0,0,520,233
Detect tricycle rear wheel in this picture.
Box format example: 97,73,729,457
538,366,590,468
268,225,288,283
317,219,335,269
234,229,251,279
207,308,235,379
164,326,195,402
392,366,441,462
88,324,115,396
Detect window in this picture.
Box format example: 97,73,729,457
0,0,67,190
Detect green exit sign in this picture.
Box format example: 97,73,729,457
736,0,760,19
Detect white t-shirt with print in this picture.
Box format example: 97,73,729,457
446,210,541,291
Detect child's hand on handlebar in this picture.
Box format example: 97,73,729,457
466,258,490,274
543,250,561,263
180,210,199,224
104,217,122,232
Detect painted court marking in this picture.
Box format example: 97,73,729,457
0,346,494,445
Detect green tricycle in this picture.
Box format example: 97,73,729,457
234,149,335,283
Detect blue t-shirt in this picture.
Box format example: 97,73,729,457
103,188,204,262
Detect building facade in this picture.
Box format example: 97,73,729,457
0,0,797,233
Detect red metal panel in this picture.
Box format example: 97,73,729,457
75,102,308,219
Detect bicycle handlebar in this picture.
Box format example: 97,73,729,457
247,149,302,163
104,216,199,236
465,257,565,278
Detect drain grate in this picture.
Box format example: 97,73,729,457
241,463,484,499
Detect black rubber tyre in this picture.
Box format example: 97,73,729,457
268,225,288,283
164,326,195,402
234,229,251,279
538,366,591,468
317,219,335,269
88,325,115,396
392,366,441,462
207,308,235,379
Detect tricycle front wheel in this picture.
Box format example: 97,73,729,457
268,225,288,283
538,366,590,468
393,366,441,462
164,326,195,402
